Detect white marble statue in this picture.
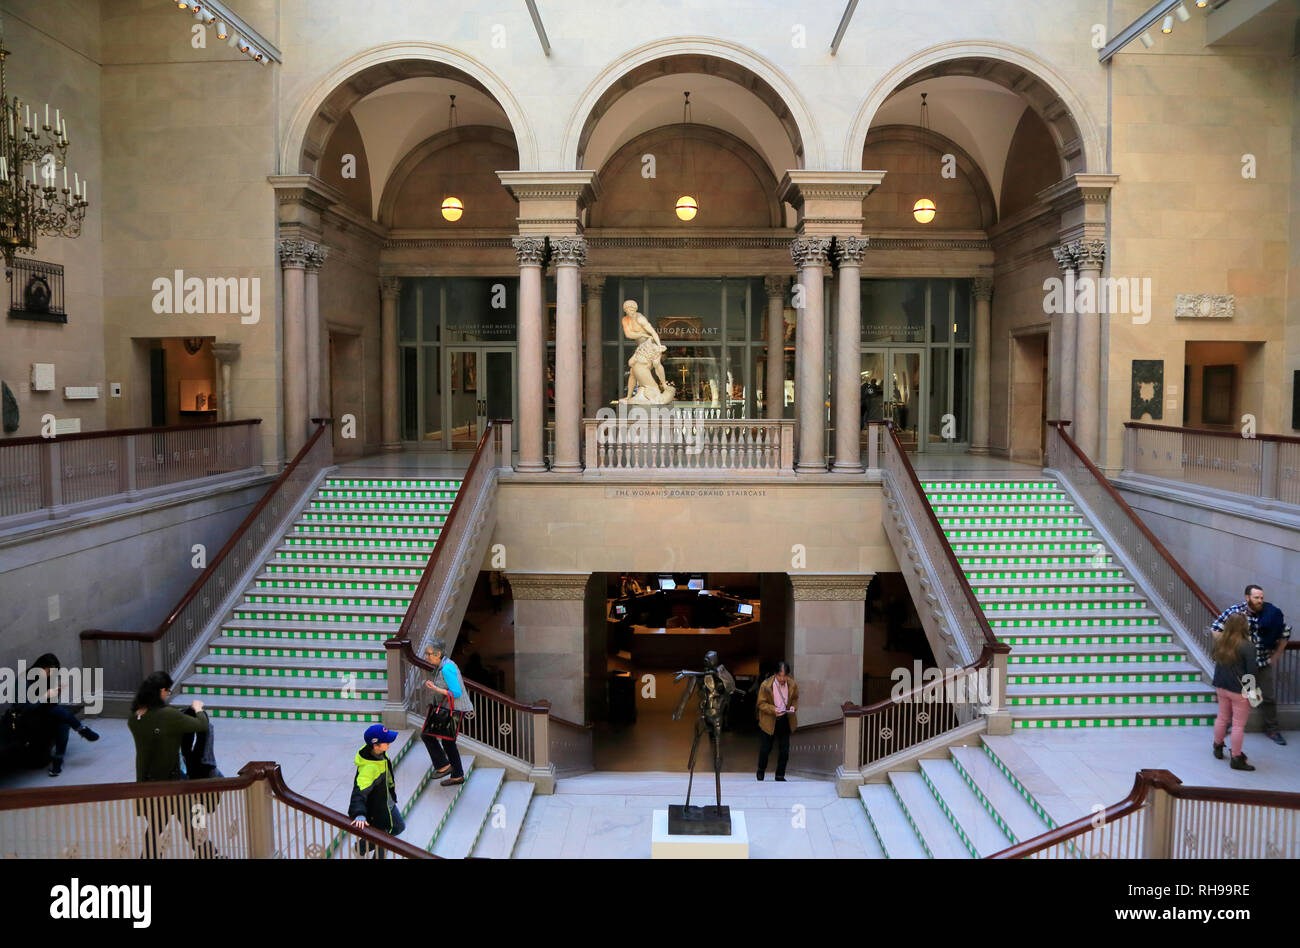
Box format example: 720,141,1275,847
618,299,676,405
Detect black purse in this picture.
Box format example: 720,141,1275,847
422,699,457,740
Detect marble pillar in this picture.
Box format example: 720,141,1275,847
1051,244,1078,425
833,237,867,473
791,237,832,472
551,236,586,473
970,277,994,455
788,574,870,724
378,277,402,451
764,275,787,420
278,237,311,459
583,274,605,417
211,342,240,421
508,572,590,724
1073,238,1105,461
304,244,328,423
514,237,548,472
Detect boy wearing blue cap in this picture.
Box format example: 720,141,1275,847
348,723,405,856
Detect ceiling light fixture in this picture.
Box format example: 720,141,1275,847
1161,14,1174,33
1175,2,1191,21
675,91,698,222
1139,31,1155,47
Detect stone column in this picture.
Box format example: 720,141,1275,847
1073,238,1106,460
550,236,586,473
278,237,311,459
378,276,402,451
211,342,241,421
583,274,605,417
304,244,328,423
507,572,590,724
1051,244,1078,426
970,276,994,455
791,237,832,472
764,275,787,420
788,574,871,724
513,236,548,472
833,236,867,473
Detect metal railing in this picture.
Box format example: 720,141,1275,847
81,420,333,703
0,760,432,859
1123,422,1300,506
0,419,262,523
837,423,1009,774
1049,421,1220,663
582,417,795,474
991,769,1300,859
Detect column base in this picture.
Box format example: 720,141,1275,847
381,441,404,453
968,444,990,456
796,462,828,474
514,460,548,473
832,460,865,474
550,461,583,474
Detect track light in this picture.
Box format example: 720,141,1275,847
215,20,229,39
1175,2,1191,21
176,0,190,7
1195,0,1207,6
1161,14,1174,33
1140,31,1155,47
238,38,251,54
227,32,241,48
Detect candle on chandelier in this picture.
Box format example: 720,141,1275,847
44,103,49,128
0,157,7,181
74,171,79,193
63,167,67,191
24,104,29,129
54,108,59,131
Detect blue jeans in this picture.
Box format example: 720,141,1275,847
44,704,82,763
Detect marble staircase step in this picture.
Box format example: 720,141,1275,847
948,745,1052,845
887,772,971,859
918,758,1013,857
470,780,536,858
858,784,928,859
432,767,506,858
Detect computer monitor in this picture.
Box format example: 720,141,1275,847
614,604,626,616
687,578,704,590
658,577,677,591
737,603,753,616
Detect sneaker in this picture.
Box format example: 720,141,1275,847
440,775,465,787
756,773,765,781
78,726,99,742
1212,742,1225,760
48,758,62,777
1265,731,1287,746
1230,754,1255,771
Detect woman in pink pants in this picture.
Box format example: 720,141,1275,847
1211,613,1258,771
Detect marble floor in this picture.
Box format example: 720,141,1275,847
909,452,1044,477
334,448,472,478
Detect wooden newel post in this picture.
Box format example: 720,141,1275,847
239,762,279,858
383,641,408,729
1138,769,1181,858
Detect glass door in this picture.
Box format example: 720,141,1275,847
444,347,515,451
862,348,923,451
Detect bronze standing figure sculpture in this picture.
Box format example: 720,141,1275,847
670,650,743,834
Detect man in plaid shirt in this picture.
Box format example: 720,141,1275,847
1211,584,1292,745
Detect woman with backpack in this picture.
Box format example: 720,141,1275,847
1211,613,1259,771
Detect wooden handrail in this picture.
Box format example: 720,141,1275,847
883,422,1008,656
989,769,1300,858
79,628,156,642
1049,420,1219,618
81,420,331,644
392,420,498,643
1125,421,1300,446
0,418,261,447
394,638,551,714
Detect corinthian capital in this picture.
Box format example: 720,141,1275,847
834,235,869,267
790,236,832,269
1072,238,1106,270
305,243,329,272
549,235,588,268
972,277,994,302
278,237,312,269
1051,244,1077,273
512,235,547,267
763,275,790,299
378,276,402,300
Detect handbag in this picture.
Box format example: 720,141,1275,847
1238,672,1263,709
422,698,457,740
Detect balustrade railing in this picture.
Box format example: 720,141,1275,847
81,420,332,704
1124,422,1300,506
991,769,1300,859
1050,421,1220,663
0,418,262,523
582,417,794,474
0,760,432,859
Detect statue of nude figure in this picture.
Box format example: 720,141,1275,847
619,300,676,405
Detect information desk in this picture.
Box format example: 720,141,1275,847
627,622,758,667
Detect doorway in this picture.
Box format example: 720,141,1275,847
443,346,515,450
1009,330,1049,464
329,330,364,457
861,349,923,449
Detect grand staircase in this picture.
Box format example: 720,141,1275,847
178,474,461,722
922,476,1216,729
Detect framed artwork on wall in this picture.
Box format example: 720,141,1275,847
1131,360,1163,419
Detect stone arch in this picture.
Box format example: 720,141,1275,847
863,125,998,230
845,42,1103,177
590,124,783,228
281,43,536,176
377,126,519,228
564,37,823,172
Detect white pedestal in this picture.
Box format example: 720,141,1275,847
650,809,749,859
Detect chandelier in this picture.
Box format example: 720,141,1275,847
0,18,89,278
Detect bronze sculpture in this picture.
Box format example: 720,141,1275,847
670,649,742,834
